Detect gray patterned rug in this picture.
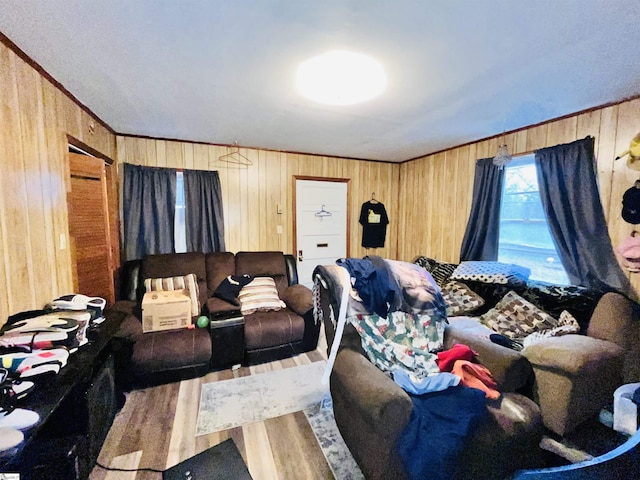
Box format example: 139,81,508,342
195,361,364,480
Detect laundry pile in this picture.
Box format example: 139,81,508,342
0,294,105,456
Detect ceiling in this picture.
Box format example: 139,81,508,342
1,1,640,162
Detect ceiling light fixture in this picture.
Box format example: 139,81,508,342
493,143,513,169
296,50,386,106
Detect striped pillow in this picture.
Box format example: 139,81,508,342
238,277,286,315
144,273,200,317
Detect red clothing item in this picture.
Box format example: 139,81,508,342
452,360,500,400
436,343,478,372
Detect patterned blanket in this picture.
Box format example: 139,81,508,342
314,258,448,380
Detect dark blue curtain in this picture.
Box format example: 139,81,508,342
183,169,226,253
535,136,629,291
122,163,176,260
460,157,505,261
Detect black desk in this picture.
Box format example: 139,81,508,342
0,310,124,478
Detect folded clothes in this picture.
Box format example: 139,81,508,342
452,360,500,400
436,343,478,372
392,369,461,395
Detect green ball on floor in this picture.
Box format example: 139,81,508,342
197,315,209,328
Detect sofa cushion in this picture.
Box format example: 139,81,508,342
451,261,530,287
441,281,485,316
244,308,305,350
479,291,558,340
235,251,289,296
238,277,286,315
205,252,236,298
131,328,211,375
144,273,200,317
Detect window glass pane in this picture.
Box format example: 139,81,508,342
175,172,186,253
498,155,569,285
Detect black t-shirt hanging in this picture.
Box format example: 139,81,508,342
359,201,389,248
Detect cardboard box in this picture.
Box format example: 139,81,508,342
142,290,192,333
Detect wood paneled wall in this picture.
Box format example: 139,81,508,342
0,41,116,325
116,138,401,260
3,33,639,325
397,98,640,297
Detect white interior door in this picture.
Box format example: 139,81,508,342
295,179,348,288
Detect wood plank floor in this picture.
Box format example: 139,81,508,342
90,331,333,480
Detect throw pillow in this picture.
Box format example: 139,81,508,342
440,281,485,316
450,261,531,287
413,256,439,273
238,277,286,315
479,290,558,340
522,310,581,348
144,273,200,317
429,261,459,287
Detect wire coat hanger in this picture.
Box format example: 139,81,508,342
315,205,332,217
369,192,378,204
218,141,253,167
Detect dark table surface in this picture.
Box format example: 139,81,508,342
0,310,124,469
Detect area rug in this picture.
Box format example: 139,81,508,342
195,361,364,479
304,395,365,480
196,362,329,434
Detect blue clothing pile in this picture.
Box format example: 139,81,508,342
397,385,488,480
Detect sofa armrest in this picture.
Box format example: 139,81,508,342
108,301,143,342
587,292,639,346
281,284,313,316
331,348,412,437
522,335,625,375
284,254,299,286
445,322,533,393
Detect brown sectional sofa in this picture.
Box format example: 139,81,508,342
314,265,545,479
314,261,640,478
414,255,640,436
110,251,319,387
446,292,639,436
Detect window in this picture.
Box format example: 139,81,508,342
498,155,569,285
174,172,186,253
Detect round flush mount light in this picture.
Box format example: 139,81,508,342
296,50,386,106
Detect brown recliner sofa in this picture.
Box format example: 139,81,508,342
446,291,640,437
111,251,319,387
314,265,545,480
522,291,640,436
204,251,319,364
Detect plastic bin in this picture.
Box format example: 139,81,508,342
613,382,640,435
